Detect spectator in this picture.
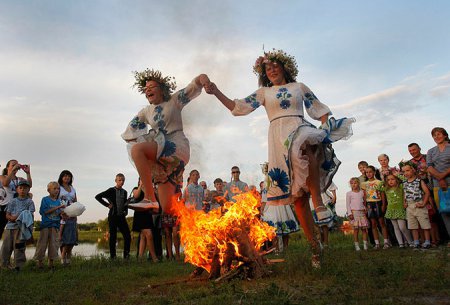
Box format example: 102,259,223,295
0,180,35,271
224,166,248,202
427,127,450,206
58,170,78,265
183,170,204,211
346,177,369,251
401,161,432,249
33,181,65,269
95,173,131,259
361,166,390,249
0,160,32,239
408,143,428,180
130,179,159,262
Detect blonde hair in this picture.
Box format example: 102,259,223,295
47,181,59,192
349,177,361,189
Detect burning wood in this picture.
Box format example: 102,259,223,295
173,191,276,281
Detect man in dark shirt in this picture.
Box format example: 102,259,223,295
95,173,131,259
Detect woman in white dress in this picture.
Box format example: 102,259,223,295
205,49,354,267
122,69,211,214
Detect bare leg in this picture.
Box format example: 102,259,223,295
130,142,158,202
353,229,360,243
282,235,289,249
304,145,325,211
164,227,173,259
378,217,389,240
362,229,368,242
293,195,320,254
173,225,181,260
138,231,147,258
371,219,380,242
157,182,177,214
322,226,329,245
144,229,158,262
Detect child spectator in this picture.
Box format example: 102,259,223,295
209,178,225,211
33,182,65,268
401,161,432,249
95,173,131,259
382,175,413,248
183,170,204,211
361,165,390,249
346,177,369,251
438,179,450,247
357,161,368,184
0,180,35,271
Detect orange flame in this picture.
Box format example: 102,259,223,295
172,191,276,273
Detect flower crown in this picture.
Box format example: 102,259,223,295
132,69,177,100
253,49,299,79
398,160,417,170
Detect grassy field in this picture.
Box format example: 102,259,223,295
1,231,449,305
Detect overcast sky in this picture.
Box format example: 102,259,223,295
1,1,449,222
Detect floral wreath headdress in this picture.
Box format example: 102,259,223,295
253,49,299,80
398,160,417,170
132,68,177,101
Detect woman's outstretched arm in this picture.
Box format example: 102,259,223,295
204,82,235,111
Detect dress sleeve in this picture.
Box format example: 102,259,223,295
231,88,264,116
172,78,204,109
300,83,331,120
121,108,149,142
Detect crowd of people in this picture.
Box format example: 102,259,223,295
346,128,450,251
1,48,448,273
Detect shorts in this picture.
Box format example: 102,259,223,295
406,201,431,230
152,157,185,194
367,201,383,219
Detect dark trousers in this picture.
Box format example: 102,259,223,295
108,215,131,259
152,214,163,259
0,209,7,240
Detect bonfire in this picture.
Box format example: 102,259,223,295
173,191,276,281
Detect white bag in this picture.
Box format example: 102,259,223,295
63,202,86,217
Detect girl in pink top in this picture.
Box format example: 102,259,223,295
346,177,369,251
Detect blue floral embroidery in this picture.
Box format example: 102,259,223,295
130,116,146,130
268,168,289,193
280,100,291,109
304,92,317,109
276,88,292,110
244,93,260,109
178,89,190,105
161,140,176,157
155,106,163,113
286,220,298,231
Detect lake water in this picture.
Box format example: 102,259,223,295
0,237,176,260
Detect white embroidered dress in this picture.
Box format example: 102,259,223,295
121,79,203,183
232,82,354,206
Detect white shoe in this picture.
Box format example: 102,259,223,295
128,200,159,211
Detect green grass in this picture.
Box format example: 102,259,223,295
1,231,449,305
